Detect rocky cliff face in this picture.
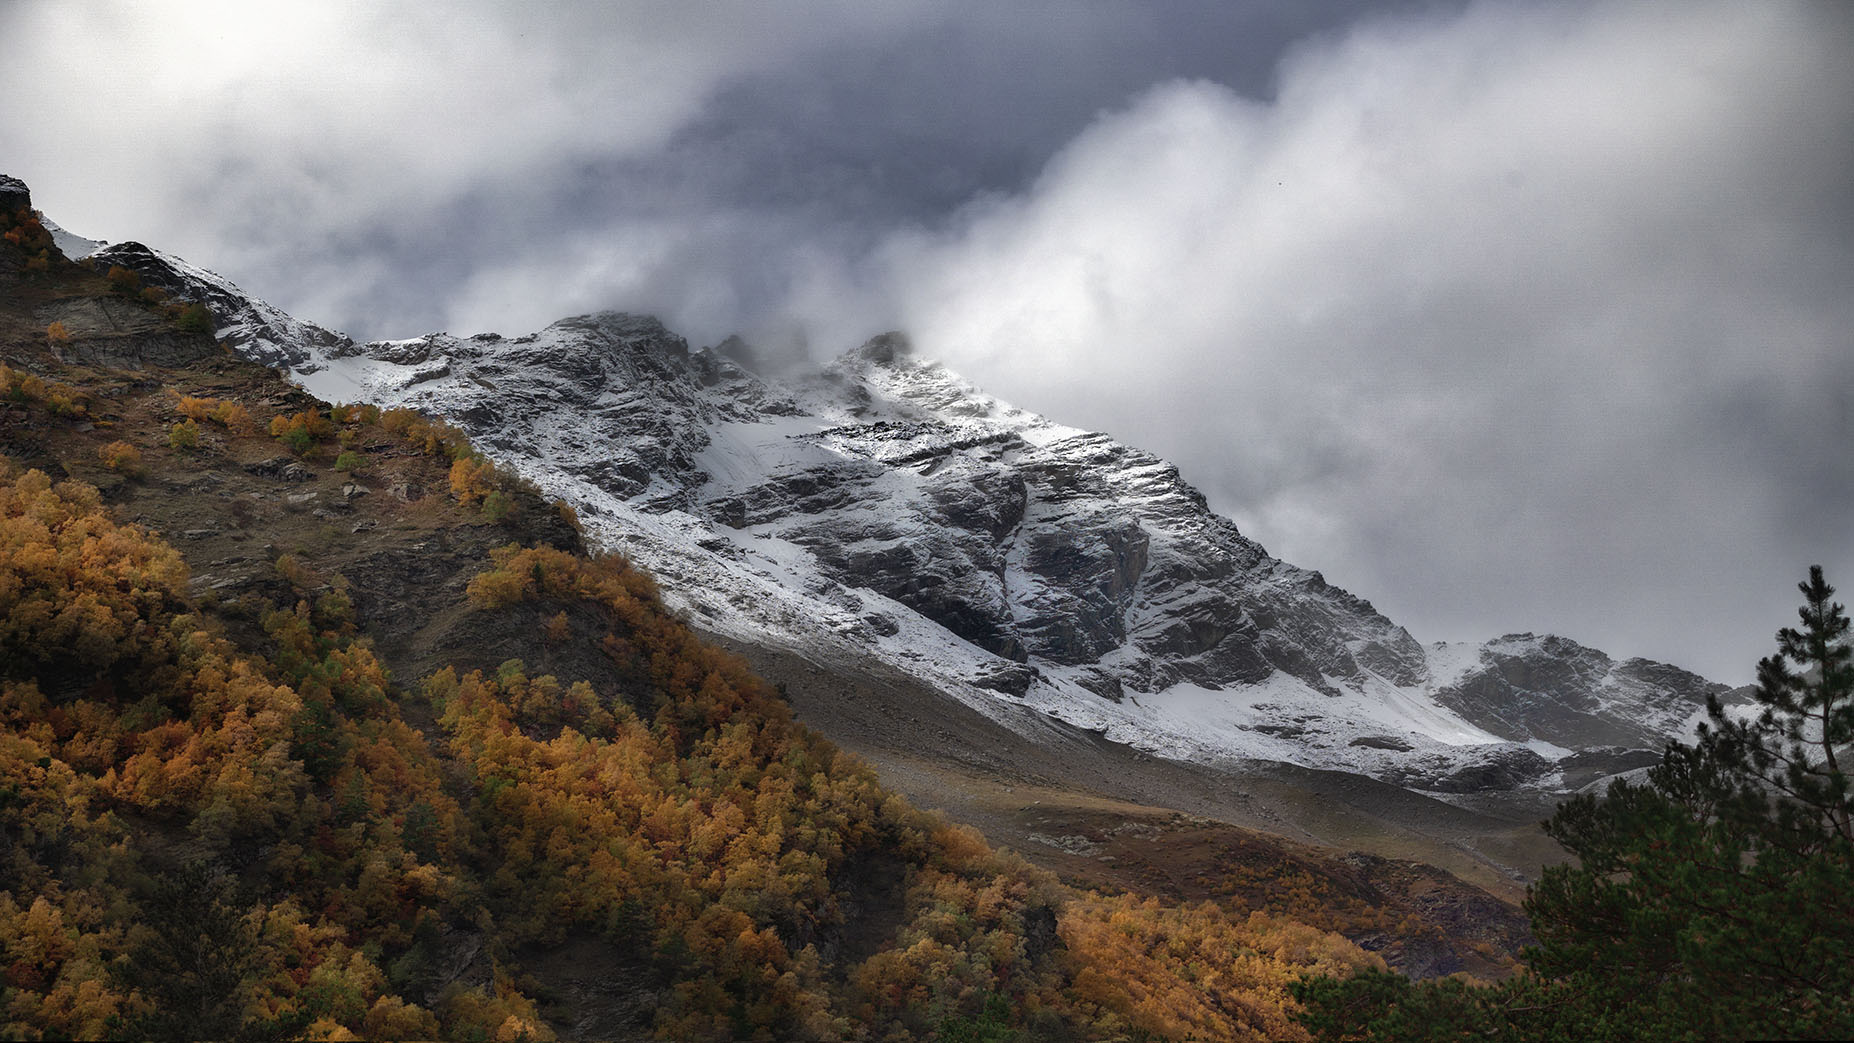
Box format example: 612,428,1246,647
105,247,1741,796
1431,633,1724,750
89,241,355,371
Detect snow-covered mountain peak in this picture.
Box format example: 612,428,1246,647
838,329,913,366
820,332,1086,451
38,215,106,261
99,242,1743,797
542,311,690,355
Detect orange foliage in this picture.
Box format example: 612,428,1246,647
1059,894,1383,1042
382,406,473,460
0,364,87,417
3,212,55,253
0,466,459,1039
175,394,217,422
97,440,143,477
541,609,571,645
269,409,336,456
211,400,257,436
104,265,140,294
0,462,1392,1041
167,393,256,436
449,455,495,507
0,464,187,678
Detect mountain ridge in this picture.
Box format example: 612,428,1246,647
85,239,1743,803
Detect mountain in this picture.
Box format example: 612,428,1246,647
88,241,1739,810
2,175,1557,1039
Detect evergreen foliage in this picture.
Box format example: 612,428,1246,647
1293,567,1854,1041
174,302,213,335
167,419,200,452
108,862,287,1042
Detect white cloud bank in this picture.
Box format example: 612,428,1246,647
862,2,1853,682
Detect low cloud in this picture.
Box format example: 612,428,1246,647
4,1,1846,682
0,1,931,334
867,2,1854,681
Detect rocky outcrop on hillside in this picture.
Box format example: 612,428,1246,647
0,174,30,212
34,292,216,369
89,241,355,371
1432,633,1727,750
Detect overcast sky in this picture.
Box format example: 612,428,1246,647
4,1,1849,684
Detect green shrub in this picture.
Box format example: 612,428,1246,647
168,419,200,452
481,490,513,523
175,302,212,334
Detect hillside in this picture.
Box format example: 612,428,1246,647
0,182,1540,1038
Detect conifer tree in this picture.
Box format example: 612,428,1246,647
1701,565,1853,843
110,863,288,1042
1294,566,1854,1042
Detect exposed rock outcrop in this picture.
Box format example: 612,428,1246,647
0,174,30,213
89,241,355,371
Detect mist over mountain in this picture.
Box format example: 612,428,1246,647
8,170,1847,1043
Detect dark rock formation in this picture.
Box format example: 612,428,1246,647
0,175,30,213
1431,633,1742,750
88,241,354,370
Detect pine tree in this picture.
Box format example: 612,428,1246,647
1701,565,1853,844
1294,566,1854,1042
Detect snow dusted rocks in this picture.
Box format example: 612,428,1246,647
111,244,1741,797
88,242,357,372
1424,633,1733,785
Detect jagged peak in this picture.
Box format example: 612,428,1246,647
34,221,1732,795
545,311,684,347
818,331,918,379
522,313,696,369
91,241,250,301
853,330,913,365
88,239,357,373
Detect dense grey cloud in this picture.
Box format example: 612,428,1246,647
0,1,935,335
867,2,1854,682
2,0,1847,682
2,0,1428,341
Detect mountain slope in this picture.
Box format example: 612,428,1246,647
0,177,1549,1039
88,240,1739,804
